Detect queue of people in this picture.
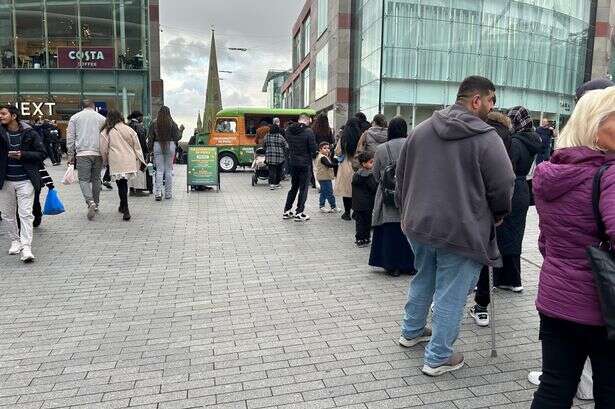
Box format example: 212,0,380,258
267,74,615,406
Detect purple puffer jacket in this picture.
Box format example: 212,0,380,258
533,147,615,326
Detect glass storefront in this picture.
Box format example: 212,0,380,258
0,0,151,128
351,0,593,126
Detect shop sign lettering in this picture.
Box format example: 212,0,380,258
9,102,56,117
57,47,115,69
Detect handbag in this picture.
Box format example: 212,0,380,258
43,188,65,216
586,164,615,340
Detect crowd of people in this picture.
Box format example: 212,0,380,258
2,73,614,407
257,75,615,407
0,101,182,262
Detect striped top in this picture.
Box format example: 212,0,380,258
6,130,28,182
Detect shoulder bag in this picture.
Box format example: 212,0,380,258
586,164,615,340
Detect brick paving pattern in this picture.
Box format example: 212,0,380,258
0,164,594,408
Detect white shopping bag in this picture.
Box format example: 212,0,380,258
62,165,77,185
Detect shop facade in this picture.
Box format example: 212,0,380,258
0,0,162,129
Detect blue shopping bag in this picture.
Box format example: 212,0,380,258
43,188,65,216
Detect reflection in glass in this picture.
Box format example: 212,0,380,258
0,0,14,68
15,1,44,68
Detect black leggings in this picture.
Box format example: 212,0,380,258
343,197,352,215
116,179,128,209
531,314,615,409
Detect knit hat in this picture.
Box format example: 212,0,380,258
507,106,533,134
575,78,614,100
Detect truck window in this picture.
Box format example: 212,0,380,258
216,119,237,133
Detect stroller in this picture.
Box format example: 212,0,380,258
251,147,269,186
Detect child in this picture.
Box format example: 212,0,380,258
352,151,378,247
315,142,340,212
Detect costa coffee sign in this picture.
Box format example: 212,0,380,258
57,47,115,69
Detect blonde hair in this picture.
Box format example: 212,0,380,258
557,87,615,150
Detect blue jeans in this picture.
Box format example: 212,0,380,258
153,142,176,198
401,239,482,367
318,180,336,208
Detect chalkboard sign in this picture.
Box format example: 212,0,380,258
187,146,220,191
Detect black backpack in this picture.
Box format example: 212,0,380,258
382,143,397,207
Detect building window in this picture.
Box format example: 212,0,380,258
302,68,310,108
303,15,310,59
0,1,15,69
292,33,300,68
317,0,328,38
315,44,328,100
15,1,44,68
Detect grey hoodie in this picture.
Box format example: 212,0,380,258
359,126,388,155
395,103,515,267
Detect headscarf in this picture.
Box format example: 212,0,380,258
507,106,533,134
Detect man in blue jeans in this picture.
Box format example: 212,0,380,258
395,76,515,376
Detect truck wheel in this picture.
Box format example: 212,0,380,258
218,153,238,173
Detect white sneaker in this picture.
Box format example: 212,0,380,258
399,328,432,347
282,210,295,220
20,246,35,263
294,213,310,222
527,371,541,386
269,185,276,190
497,285,524,293
319,207,328,213
421,352,465,377
469,305,490,327
8,241,22,255
330,207,343,213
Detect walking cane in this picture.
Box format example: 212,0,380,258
488,265,497,357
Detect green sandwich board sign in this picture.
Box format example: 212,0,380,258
187,146,220,191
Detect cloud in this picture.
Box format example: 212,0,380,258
159,0,300,136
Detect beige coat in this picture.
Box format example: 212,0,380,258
100,122,145,176
333,141,355,198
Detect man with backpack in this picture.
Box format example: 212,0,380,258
369,116,415,277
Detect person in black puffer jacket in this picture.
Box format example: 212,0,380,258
283,114,317,222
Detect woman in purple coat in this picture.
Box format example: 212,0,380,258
530,86,615,408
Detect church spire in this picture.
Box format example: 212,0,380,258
196,112,203,132
203,29,222,135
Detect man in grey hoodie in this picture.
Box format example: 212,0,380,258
66,100,106,220
395,76,515,376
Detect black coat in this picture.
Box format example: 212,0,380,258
496,131,543,255
352,169,378,211
486,118,512,157
286,123,317,168
0,123,47,191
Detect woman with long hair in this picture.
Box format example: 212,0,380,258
530,86,615,408
334,117,362,220
147,106,181,201
369,116,414,276
312,113,334,146
100,109,145,221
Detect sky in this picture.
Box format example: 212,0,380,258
159,0,302,136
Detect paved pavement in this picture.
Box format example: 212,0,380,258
0,164,593,409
